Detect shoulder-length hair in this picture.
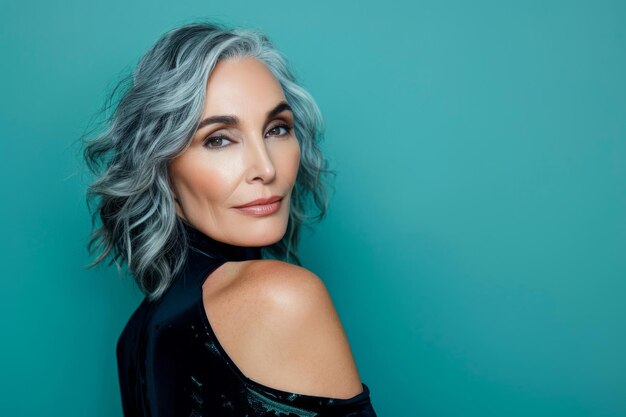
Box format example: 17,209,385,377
83,21,331,301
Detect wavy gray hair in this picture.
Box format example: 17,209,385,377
83,22,332,301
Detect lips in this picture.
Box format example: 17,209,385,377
233,195,282,208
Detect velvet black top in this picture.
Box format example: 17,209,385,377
116,221,377,416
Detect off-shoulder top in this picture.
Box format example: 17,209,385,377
116,221,377,416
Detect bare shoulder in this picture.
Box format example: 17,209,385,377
202,259,364,399
236,259,326,303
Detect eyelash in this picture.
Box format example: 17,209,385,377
202,123,293,150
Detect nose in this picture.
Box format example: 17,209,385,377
244,137,276,184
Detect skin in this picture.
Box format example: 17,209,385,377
169,56,300,247
168,57,364,399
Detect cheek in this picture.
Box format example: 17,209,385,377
278,139,301,184
170,154,237,205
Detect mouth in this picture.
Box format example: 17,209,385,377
233,195,283,216
234,195,283,208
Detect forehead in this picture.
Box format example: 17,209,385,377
204,57,286,116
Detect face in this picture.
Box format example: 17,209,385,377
168,57,301,247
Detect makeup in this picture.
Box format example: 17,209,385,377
233,196,282,216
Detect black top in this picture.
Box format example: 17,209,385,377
116,221,377,416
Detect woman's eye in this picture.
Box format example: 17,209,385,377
266,124,292,137
203,135,233,149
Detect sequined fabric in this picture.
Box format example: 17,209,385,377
116,222,377,416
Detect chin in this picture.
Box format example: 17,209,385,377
226,201,291,247
242,222,288,247
219,214,288,247
245,234,284,248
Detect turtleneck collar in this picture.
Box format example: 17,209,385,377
181,220,262,262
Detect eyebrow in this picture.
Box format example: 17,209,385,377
196,101,293,130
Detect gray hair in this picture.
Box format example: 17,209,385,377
82,21,332,301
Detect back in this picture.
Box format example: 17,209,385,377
116,222,377,416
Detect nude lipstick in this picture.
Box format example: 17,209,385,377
233,195,282,216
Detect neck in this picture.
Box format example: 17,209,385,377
181,220,262,262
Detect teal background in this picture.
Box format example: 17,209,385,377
1,0,624,415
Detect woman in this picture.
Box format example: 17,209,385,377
84,22,377,416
